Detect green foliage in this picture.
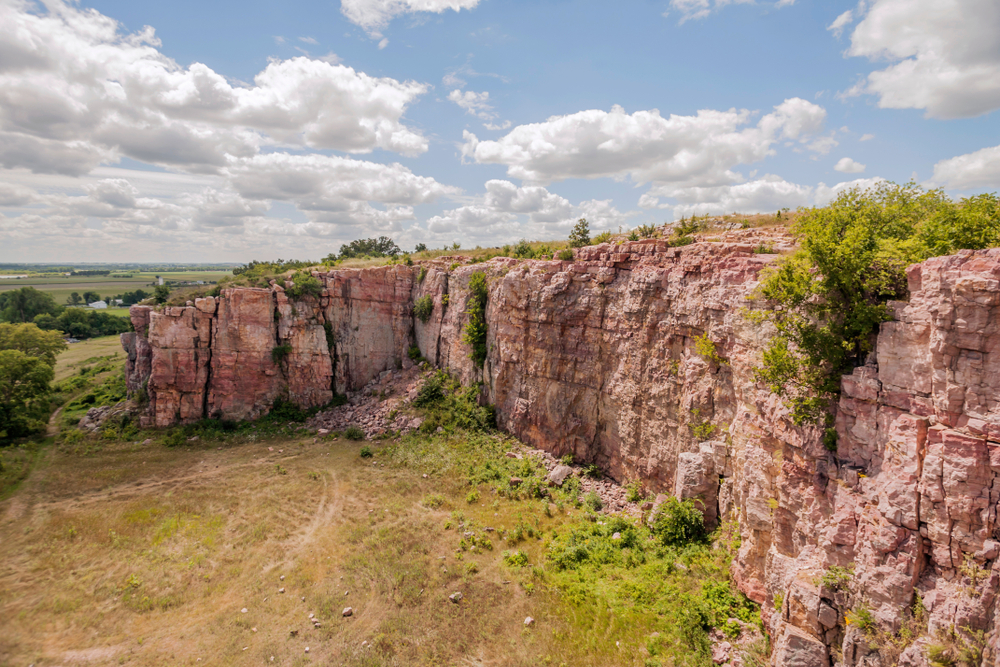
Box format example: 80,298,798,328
233,258,314,277
503,549,529,567
267,397,307,422
817,564,854,591
151,284,169,304
408,345,423,361
335,236,401,260
417,266,427,282
462,272,489,367
626,481,645,503
286,272,323,299
512,239,535,258
465,489,480,504
414,243,427,253
581,463,603,479
847,605,876,633
0,287,60,324
583,491,603,512
345,425,365,441
271,344,292,364
674,217,704,237
651,498,706,547
754,183,1000,424
636,224,659,239
413,372,446,407
557,249,574,261
0,323,66,366
568,218,591,248
591,231,613,245
0,349,54,438
694,334,724,365
359,445,373,458
39,308,131,340
627,231,640,241
413,295,434,323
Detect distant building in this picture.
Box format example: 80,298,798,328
158,277,164,286
88,301,108,309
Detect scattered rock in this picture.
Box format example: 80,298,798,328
279,588,285,594
547,465,574,487
509,477,523,486
241,608,248,613
524,616,535,626
449,592,463,603
343,607,353,617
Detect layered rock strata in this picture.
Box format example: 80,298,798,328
122,240,1000,665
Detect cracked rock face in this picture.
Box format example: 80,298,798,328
123,240,1000,665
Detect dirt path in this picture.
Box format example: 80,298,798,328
46,406,63,437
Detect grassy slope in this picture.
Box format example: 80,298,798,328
0,383,759,667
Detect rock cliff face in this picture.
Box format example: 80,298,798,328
122,241,1000,665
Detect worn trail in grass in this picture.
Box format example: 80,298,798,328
0,367,761,666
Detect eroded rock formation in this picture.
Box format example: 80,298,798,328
122,240,1000,666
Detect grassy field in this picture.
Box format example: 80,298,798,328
0,271,231,306
0,346,763,667
54,336,126,381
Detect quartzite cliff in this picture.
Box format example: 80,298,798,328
122,237,1000,666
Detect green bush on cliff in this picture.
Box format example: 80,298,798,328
462,272,489,367
286,272,323,299
651,497,707,547
752,182,1000,424
413,295,434,323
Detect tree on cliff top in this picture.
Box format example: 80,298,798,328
752,182,1000,426
568,218,590,248
334,236,401,260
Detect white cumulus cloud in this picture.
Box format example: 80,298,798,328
0,0,431,177
834,157,866,173
447,90,497,120
461,98,827,189
929,144,1000,190
844,0,1000,118
340,0,480,38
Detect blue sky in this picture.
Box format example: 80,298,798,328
1,0,998,261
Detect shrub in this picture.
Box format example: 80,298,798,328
462,272,489,367
818,564,854,591
413,295,434,323
271,344,292,364
408,345,423,361
568,218,591,248
345,425,365,441
627,231,640,241
512,239,535,259
695,334,725,365
359,445,373,458
286,272,323,299
503,550,529,567
592,231,613,245
636,223,658,238
626,482,644,503
752,183,1000,425
466,489,480,504
268,398,306,422
418,266,427,282
651,497,706,547
583,491,603,512
413,373,445,407
557,249,574,261
581,463,603,479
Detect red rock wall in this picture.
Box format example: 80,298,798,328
123,243,1000,665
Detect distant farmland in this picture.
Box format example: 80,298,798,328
0,271,232,306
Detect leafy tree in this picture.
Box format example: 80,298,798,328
0,323,67,366
568,218,591,248
233,259,314,277
0,349,54,438
651,497,706,547
82,291,101,304
753,182,1000,424
153,285,170,304
462,272,489,367
0,287,60,323
120,289,149,306
52,309,131,340
67,292,83,306
337,236,401,260
414,243,428,253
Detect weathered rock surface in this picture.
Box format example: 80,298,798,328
123,239,1000,665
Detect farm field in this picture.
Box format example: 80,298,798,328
0,271,231,306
